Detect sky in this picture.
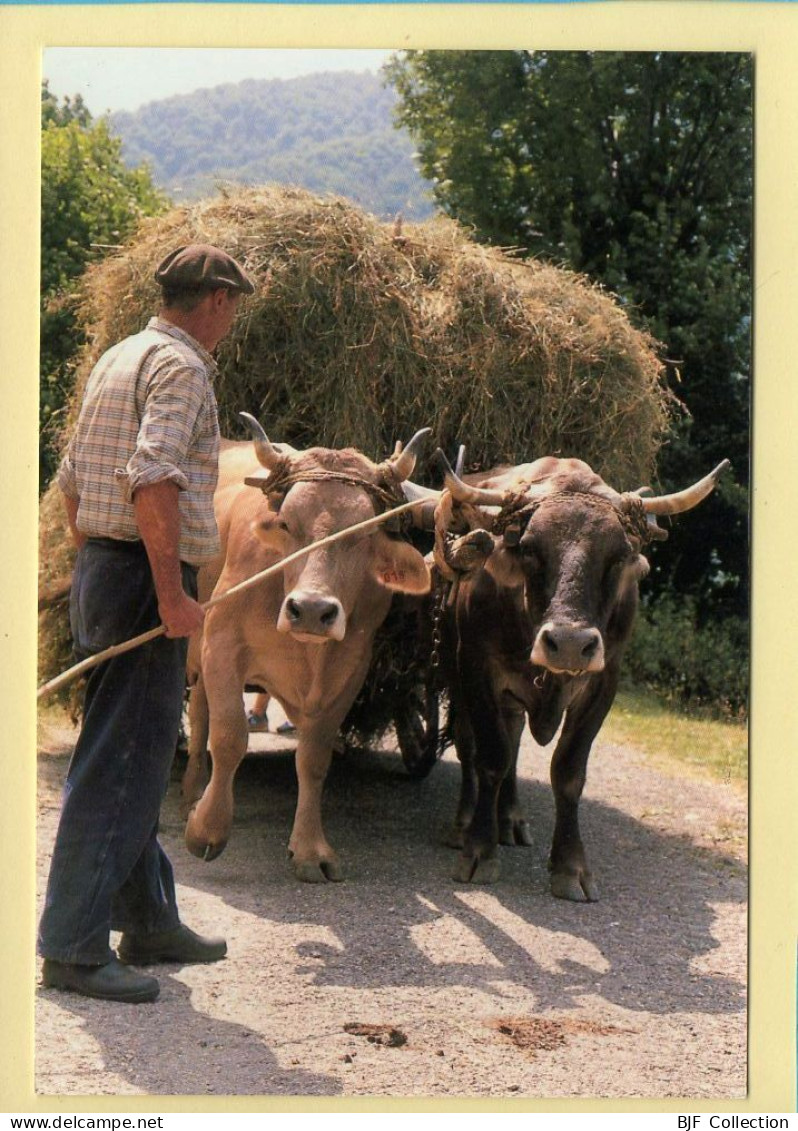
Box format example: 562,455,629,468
43,48,396,117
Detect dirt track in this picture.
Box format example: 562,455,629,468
35,707,746,1100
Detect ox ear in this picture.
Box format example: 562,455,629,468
484,545,525,590
371,532,431,594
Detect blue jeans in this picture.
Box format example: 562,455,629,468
38,539,196,965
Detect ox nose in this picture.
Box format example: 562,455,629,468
531,622,605,674
279,591,345,641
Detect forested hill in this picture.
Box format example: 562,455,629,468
111,70,436,220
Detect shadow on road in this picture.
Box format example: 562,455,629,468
38,972,342,1097
165,741,745,1017
37,736,745,1096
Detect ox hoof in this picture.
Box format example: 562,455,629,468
289,853,344,884
185,835,228,862
550,869,599,902
454,853,501,884
184,816,228,862
498,818,533,847
185,837,228,862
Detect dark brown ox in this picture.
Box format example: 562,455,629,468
437,454,729,901
182,414,432,881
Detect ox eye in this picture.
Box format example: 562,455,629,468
603,555,630,588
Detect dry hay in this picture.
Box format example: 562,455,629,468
38,486,76,686
39,184,673,709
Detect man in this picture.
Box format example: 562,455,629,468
38,244,255,1003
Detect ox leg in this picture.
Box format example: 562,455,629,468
548,669,617,902
184,654,249,862
180,675,210,818
444,694,479,849
497,707,533,847
452,676,512,885
288,721,343,883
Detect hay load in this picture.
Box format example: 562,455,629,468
39,184,672,699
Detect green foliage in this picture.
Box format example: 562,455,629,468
623,593,748,718
386,51,751,620
110,72,434,221
40,82,168,488
41,81,92,129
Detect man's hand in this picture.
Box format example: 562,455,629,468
133,480,204,638
156,590,206,639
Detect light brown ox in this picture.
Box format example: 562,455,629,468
182,414,434,882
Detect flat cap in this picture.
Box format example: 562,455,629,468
155,243,255,295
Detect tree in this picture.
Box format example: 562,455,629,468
41,82,92,129
109,72,434,219
40,82,168,487
386,51,751,619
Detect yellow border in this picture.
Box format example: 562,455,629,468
2,3,795,1114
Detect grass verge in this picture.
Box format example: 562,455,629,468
604,685,748,793
37,685,749,795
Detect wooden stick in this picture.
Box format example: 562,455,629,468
36,499,421,701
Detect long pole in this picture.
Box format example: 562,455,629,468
36,499,422,701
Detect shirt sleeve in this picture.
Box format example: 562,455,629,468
116,349,207,502
55,437,79,499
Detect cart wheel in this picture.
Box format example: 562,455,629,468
395,685,441,779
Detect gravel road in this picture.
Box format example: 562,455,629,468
35,706,746,1100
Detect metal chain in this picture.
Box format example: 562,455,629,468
429,572,448,672
428,569,455,763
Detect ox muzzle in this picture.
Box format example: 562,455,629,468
531,621,605,675
277,589,346,642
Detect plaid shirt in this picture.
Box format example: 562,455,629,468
56,317,221,565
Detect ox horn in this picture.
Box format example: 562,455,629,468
435,449,507,507
398,479,441,531
638,460,731,517
399,441,465,505
400,480,440,505
390,427,433,481
239,411,285,471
